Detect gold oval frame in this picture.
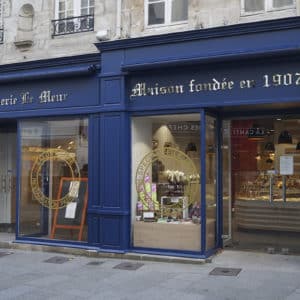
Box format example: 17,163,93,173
30,149,81,209
135,147,199,213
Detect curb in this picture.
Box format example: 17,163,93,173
0,240,208,265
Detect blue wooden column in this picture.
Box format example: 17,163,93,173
88,49,130,251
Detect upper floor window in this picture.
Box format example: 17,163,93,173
242,0,295,14
146,0,188,27
52,0,94,36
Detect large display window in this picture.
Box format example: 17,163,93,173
132,114,206,252
19,118,89,242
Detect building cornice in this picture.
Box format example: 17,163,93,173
96,17,300,52
0,53,101,74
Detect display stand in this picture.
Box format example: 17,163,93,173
50,177,88,241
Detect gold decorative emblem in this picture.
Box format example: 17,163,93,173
135,147,199,215
30,149,80,209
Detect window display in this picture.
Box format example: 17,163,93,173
132,114,215,251
19,118,88,242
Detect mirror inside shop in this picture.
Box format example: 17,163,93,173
223,118,300,253
132,114,217,252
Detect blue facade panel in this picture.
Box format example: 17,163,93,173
127,57,300,110
87,112,130,249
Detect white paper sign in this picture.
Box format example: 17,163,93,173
65,202,77,219
143,211,154,219
280,155,294,175
68,181,80,198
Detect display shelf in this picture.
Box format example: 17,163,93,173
235,199,300,232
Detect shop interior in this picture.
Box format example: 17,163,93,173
223,117,300,253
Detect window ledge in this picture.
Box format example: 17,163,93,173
143,21,189,36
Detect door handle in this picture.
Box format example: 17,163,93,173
7,175,11,192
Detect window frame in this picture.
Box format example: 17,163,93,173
55,0,94,19
145,0,188,29
241,0,296,16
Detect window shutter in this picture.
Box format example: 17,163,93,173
244,0,264,12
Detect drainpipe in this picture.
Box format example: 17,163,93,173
115,0,122,39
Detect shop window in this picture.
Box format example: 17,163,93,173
146,0,188,27
132,114,205,252
242,0,295,14
52,0,94,36
19,118,89,243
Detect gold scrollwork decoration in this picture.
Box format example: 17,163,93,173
135,147,199,213
30,149,81,209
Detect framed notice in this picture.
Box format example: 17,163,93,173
280,155,294,175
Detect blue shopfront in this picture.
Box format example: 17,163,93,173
2,17,300,258
96,16,300,257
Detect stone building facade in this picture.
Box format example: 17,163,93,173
0,1,299,64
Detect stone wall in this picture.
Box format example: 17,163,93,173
0,0,298,64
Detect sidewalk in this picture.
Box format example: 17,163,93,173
0,243,299,300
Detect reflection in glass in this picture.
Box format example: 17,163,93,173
19,118,88,242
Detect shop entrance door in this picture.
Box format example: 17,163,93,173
0,124,17,233
223,118,300,254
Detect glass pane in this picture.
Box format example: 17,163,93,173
20,118,89,242
231,118,300,253
245,0,264,12
59,1,65,12
66,0,73,11
273,0,293,8
132,114,201,251
171,0,188,22
81,8,88,15
206,116,217,250
81,0,88,7
58,12,65,19
148,3,165,25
